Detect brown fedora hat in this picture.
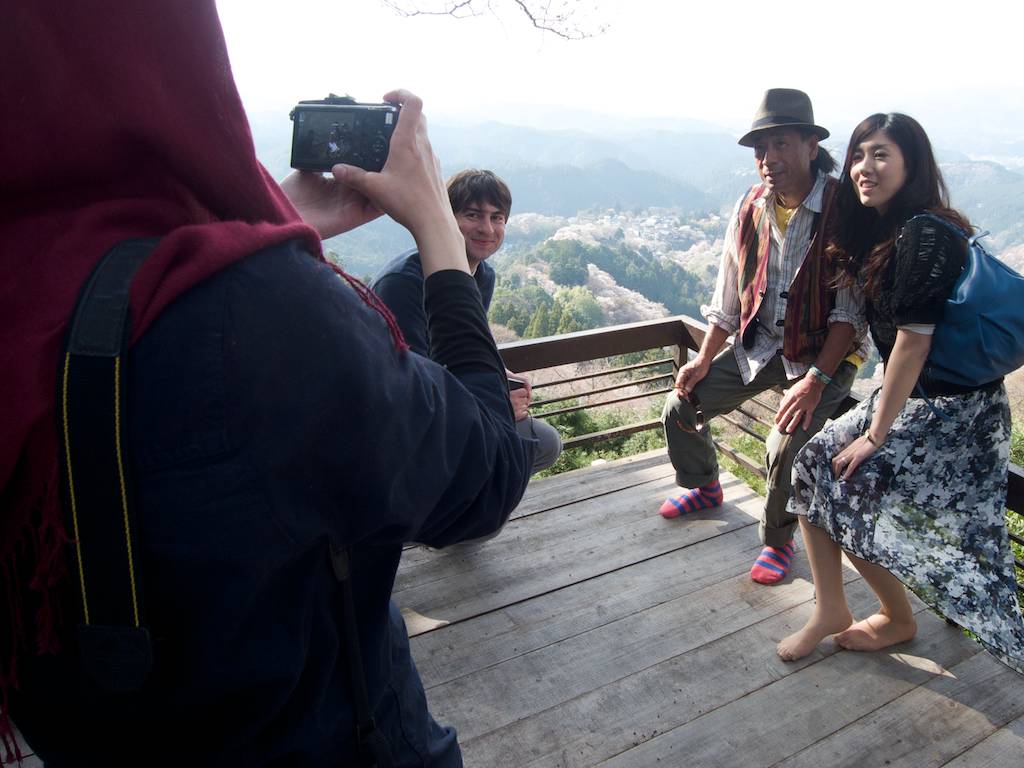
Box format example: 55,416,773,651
738,88,829,147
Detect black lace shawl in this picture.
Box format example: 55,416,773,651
866,214,969,394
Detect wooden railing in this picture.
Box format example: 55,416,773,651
498,315,1023,582
500,316,701,450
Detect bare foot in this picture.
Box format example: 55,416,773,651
777,608,854,662
834,612,917,652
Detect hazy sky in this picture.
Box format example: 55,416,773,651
217,0,1022,140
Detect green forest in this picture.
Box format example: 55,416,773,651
487,237,711,339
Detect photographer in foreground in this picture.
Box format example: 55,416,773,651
0,2,532,766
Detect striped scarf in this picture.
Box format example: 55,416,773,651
736,177,838,363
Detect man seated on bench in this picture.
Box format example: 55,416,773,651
657,89,868,585
373,169,562,474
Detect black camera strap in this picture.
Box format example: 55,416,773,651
58,238,394,763
57,237,160,694
331,547,395,768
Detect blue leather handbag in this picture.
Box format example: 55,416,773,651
914,213,1024,387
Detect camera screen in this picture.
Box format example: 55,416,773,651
291,106,395,172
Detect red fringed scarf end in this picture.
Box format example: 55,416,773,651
1,478,71,766
324,260,409,353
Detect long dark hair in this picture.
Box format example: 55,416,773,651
801,128,837,176
828,113,970,300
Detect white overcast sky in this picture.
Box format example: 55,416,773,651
217,0,1022,141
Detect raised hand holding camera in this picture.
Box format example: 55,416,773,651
279,163,383,241
336,90,467,277
281,89,466,273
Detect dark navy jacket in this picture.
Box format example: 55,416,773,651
372,249,496,358
12,241,533,766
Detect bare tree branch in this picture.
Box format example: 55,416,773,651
382,0,607,40
382,0,480,20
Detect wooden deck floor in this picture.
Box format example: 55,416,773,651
395,449,1024,768
7,449,1023,766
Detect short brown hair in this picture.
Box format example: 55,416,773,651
446,169,512,219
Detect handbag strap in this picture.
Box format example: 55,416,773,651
913,382,950,421
58,237,160,693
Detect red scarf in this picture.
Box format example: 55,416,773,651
0,3,347,757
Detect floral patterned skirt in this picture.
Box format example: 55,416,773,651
788,385,1024,674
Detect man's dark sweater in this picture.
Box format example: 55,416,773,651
373,248,496,357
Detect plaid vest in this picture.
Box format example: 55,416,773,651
736,177,838,363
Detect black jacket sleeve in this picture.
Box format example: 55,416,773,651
229,244,533,549
889,215,967,326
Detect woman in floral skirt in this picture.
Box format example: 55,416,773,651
776,112,1024,672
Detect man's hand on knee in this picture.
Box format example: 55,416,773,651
674,357,710,397
775,374,825,433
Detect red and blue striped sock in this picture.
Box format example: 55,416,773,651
658,480,724,519
749,540,796,585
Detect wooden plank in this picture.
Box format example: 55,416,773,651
777,651,1024,768
942,712,1024,767
531,357,674,390
402,450,675,555
454,582,944,768
593,611,980,768
420,550,864,746
501,449,674,520
394,474,760,625
719,411,767,442
734,403,773,429
1,724,41,767
562,420,662,450
400,450,682,568
715,440,765,478
499,316,703,372
531,373,672,408
412,524,768,689
537,392,669,420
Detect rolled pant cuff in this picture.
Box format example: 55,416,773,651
674,471,719,490
759,520,798,548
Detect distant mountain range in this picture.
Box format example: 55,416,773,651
942,161,1024,254
247,111,1024,273
250,113,746,211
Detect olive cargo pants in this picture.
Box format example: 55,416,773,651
661,350,857,547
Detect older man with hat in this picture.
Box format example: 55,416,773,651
658,88,868,585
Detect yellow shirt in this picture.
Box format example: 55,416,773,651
774,199,797,236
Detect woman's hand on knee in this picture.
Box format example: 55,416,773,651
832,434,878,480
